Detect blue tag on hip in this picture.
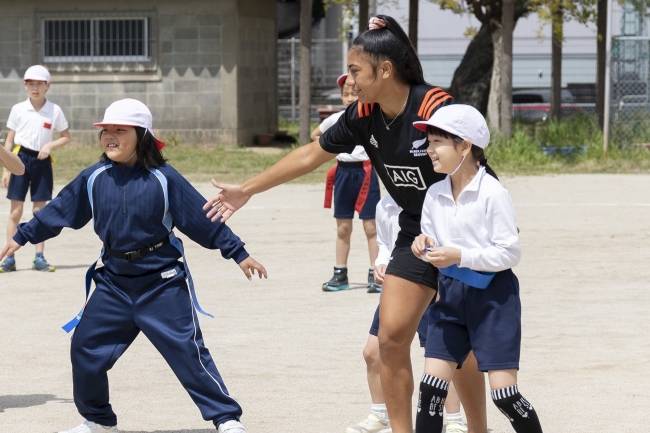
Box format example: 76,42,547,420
438,264,496,289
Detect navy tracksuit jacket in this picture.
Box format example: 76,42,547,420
14,161,248,427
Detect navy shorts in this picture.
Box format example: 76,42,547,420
385,235,439,290
369,300,434,348
7,149,53,202
424,269,522,372
333,162,380,220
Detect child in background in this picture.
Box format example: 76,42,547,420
348,194,468,433
1,99,266,433
311,74,381,293
1,65,70,273
412,104,543,433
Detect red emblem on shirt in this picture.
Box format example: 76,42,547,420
43,122,52,129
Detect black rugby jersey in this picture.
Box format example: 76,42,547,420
320,84,453,239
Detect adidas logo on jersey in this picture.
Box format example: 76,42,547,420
369,135,379,148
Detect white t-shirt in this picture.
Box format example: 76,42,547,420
6,98,69,151
420,166,521,272
375,195,402,267
319,110,368,163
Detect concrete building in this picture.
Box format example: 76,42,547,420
0,0,277,145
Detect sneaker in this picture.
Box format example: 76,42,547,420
57,420,119,433
0,257,16,273
33,256,55,272
218,420,246,433
366,268,382,293
322,266,349,291
444,421,468,433
346,414,391,433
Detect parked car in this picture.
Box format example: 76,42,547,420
512,88,585,121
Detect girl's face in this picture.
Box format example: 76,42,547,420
24,80,49,101
101,125,138,166
340,84,358,108
426,133,468,174
347,49,385,104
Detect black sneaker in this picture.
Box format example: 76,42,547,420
366,268,382,293
322,266,350,292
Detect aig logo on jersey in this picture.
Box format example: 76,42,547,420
410,137,428,157
385,165,427,190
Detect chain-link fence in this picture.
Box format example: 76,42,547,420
278,38,347,122
610,36,650,146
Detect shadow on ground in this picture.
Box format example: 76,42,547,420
122,431,216,433
0,394,72,412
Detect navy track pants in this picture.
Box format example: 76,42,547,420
71,263,242,427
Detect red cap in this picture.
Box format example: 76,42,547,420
337,74,348,88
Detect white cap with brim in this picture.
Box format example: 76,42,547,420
94,98,165,150
24,65,51,83
337,74,348,88
413,104,490,149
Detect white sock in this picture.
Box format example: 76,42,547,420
445,411,463,424
371,403,389,421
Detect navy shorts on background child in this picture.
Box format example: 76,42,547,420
7,148,53,202
333,163,381,219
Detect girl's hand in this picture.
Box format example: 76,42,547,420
425,246,461,268
412,234,435,258
238,256,267,281
203,180,251,223
1,171,9,189
374,264,387,284
1,240,22,260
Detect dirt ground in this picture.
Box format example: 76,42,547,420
1,174,649,433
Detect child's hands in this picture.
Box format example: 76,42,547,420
412,234,435,259
238,256,267,281
1,240,21,260
37,143,52,160
424,246,461,268
1,170,9,189
374,264,387,284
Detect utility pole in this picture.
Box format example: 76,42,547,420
500,0,514,137
359,0,369,35
299,0,312,144
409,0,419,51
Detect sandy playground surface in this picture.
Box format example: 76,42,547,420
1,174,649,433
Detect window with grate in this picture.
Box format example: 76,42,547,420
43,18,150,62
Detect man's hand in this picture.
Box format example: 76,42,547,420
374,264,387,284
1,240,22,260
425,246,461,268
238,256,267,281
203,180,251,223
37,143,52,160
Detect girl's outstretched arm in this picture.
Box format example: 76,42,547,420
0,239,21,260
0,131,25,175
204,140,336,222
238,256,267,280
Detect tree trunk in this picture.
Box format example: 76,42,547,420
409,0,419,52
550,6,563,121
448,24,494,115
487,26,503,131
359,0,369,35
299,0,313,144
500,0,514,137
596,0,607,128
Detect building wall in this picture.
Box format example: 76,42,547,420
0,0,277,146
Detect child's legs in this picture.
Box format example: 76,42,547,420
135,264,242,427
445,381,461,414
488,369,543,433
335,218,353,265
71,270,139,426
452,353,487,433
32,201,46,253
365,308,384,404
361,219,378,267
6,200,23,246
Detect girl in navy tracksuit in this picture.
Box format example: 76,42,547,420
1,99,266,433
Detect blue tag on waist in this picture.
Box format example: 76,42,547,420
438,264,496,289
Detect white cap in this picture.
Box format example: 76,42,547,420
94,99,165,150
413,104,490,149
24,65,51,83
337,74,348,88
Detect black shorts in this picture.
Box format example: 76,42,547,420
385,234,438,290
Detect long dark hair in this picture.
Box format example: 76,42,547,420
351,15,426,85
426,125,499,180
99,126,166,169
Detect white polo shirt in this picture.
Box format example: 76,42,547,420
319,110,368,163
420,166,521,272
375,195,402,267
6,99,69,151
